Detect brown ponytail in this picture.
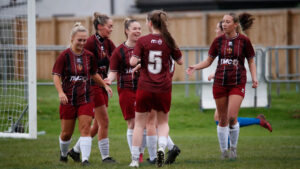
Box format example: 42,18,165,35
147,10,178,50
238,13,254,31
228,12,254,33
93,12,110,30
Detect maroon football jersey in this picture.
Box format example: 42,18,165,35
208,33,255,86
52,48,97,106
110,43,139,90
133,34,182,93
84,33,116,83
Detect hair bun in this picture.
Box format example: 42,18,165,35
73,22,82,28
94,12,101,18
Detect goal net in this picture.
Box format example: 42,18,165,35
0,0,36,138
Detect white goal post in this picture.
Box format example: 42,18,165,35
0,0,36,139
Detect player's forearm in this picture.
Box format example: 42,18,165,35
91,74,108,88
248,59,257,82
107,72,117,82
53,75,64,94
194,57,213,70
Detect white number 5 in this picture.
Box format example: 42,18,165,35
148,50,162,74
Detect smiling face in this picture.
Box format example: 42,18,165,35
222,15,237,35
97,19,113,38
126,21,141,42
71,31,87,53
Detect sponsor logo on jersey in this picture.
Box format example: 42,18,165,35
151,39,163,45
220,58,238,66
125,67,134,74
70,76,88,82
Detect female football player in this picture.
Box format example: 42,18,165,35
187,12,258,160
129,10,183,168
52,22,112,166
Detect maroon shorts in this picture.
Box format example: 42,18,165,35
59,102,94,120
213,84,246,99
92,85,108,107
118,88,136,120
135,89,171,113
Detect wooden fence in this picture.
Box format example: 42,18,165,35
34,9,300,80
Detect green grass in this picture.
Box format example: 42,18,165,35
0,84,300,169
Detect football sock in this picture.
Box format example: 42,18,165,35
73,138,81,153
98,138,109,160
216,118,260,127
80,137,92,162
217,125,229,152
59,137,71,157
237,117,260,127
158,136,168,151
140,129,147,154
131,146,140,161
167,136,175,150
146,135,157,161
127,129,133,152
229,122,240,148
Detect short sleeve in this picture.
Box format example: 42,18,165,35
109,40,116,56
171,48,182,61
133,38,143,59
110,47,121,72
245,38,255,60
84,36,95,54
208,37,219,58
52,52,66,76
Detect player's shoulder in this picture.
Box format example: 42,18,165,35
87,34,96,41
138,34,154,42
238,33,250,41
60,48,71,57
84,49,94,56
111,44,124,56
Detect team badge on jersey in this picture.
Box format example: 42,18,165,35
158,39,162,45
226,47,232,55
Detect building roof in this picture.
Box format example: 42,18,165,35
135,0,300,12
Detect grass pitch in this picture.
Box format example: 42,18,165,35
0,84,299,169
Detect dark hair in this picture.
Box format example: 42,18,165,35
238,13,254,31
227,12,254,33
218,21,223,31
147,10,178,50
124,18,138,38
93,12,110,30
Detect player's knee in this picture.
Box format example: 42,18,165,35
229,117,236,126
100,120,109,129
60,132,72,141
218,119,227,126
79,123,91,134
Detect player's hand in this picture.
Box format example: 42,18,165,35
59,92,68,104
104,78,112,85
186,66,196,75
104,85,113,98
252,79,258,88
208,74,215,81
